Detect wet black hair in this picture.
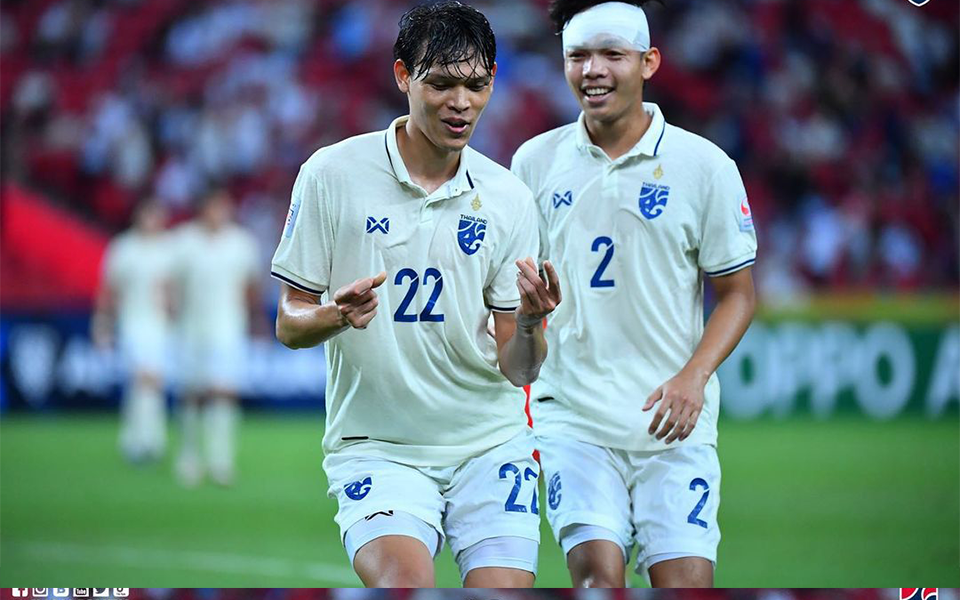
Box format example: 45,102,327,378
548,0,662,34
393,1,496,80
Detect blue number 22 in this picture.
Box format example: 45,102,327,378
393,268,445,322
499,463,539,514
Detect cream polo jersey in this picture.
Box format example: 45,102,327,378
271,116,539,468
103,230,174,342
511,103,757,452
174,222,260,344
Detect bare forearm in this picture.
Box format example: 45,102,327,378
276,299,347,349
682,288,755,382
498,322,547,387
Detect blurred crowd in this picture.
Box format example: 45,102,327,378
1,0,958,303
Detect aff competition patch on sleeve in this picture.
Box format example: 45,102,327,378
283,195,302,238
738,196,754,232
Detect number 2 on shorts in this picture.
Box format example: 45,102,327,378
687,477,710,528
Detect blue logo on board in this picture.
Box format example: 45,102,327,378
366,217,389,234
638,183,669,219
344,476,372,500
457,215,487,255
548,472,562,510
553,190,573,209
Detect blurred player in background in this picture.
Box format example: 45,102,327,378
271,0,561,588
93,199,174,464
512,0,757,588
173,188,261,487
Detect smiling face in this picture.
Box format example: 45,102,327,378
395,57,496,154
564,41,659,126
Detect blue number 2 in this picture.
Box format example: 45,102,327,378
499,463,539,514
687,478,710,528
590,236,615,288
393,268,445,322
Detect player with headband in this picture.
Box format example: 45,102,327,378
512,0,757,588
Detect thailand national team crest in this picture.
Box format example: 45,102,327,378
457,214,487,255
638,182,670,219
901,590,937,600
344,476,372,500
547,472,562,510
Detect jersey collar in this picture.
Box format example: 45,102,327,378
575,102,667,161
384,115,475,199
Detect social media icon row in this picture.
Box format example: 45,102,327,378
12,590,129,598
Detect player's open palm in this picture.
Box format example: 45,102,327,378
515,258,561,323
643,370,706,444
333,271,387,330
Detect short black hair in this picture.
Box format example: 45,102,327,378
394,1,496,80
548,0,662,34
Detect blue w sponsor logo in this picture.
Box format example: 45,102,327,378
344,476,372,500
457,215,487,255
553,190,573,209
366,217,389,234
548,472,562,510
638,183,669,219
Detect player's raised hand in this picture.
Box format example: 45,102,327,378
333,271,387,330
515,258,562,327
642,370,706,444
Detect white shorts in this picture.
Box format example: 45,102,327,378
325,431,541,576
179,338,247,392
119,327,170,377
537,436,721,575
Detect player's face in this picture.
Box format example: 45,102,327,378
201,193,233,227
396,57,497,153
136,203,167,233
564,44,658,125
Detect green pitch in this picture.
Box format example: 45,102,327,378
1,413,957,587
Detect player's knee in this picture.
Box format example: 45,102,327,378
648,557,713,588
570,560,624,588
373,565,434,588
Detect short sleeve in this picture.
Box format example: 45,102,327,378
698,160,758,277
271,165,334,295
483,190,540,312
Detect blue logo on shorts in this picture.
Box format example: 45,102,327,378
548,472,562,510
638,183,670,219
457,215,487,255
344,476,372,500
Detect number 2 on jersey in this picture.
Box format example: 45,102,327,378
393,268,445,322
591,236,615,288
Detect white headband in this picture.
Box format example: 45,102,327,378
561,2,650,54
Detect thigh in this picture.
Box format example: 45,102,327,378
443,432,541,577
537,436,633,554
325,454,446,554
628,443,721,577
352,528,437,588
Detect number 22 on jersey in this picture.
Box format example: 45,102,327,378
393,267,445,322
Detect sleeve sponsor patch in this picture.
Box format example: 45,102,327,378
283,196,302,238
738,196,754,232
